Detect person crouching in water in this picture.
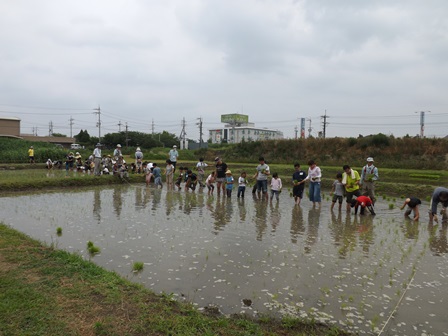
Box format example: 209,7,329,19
206,171,216,195
400,197,421,221
350,195,375,215
429,187,448,223
185,169,198,191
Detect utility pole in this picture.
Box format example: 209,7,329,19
93,105,101,143
49,121,53,136
118,121,122,132
69,116,74,138
321,110,329,138
307,118,312,138
197,117,203,147
125,122,129,148
415,111,430,138
151,119,155,136
179,118,187,149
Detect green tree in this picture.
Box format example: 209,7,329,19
51,133,67,137
75,130,91,144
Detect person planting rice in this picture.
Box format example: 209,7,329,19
400,197,421,221
350,195,375,215
429,187,448,223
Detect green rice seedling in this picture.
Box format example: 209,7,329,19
87,241,100,255
389,203,394,210
56,227,62,236
132,261,144,272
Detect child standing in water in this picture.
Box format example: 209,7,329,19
225,170,234,197
165,159,174,189
143,163,153,186
270,172,282,201
330,173,344,211
237,171,247,198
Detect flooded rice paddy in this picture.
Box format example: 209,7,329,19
1,185,447,335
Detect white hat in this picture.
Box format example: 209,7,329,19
366,157,374,162
225,169,232,174
117,144,121,148
173,145,177,148
136,147,141,151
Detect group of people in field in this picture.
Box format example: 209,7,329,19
42,143,448,222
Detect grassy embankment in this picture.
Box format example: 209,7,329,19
0,224,349,336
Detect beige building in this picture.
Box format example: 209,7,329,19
0,117,21,137
209,114,283,144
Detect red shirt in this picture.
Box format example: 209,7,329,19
356,196,373,207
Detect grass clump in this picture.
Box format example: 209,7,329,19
87,241,100,255
132,261,144,272
56,227,62,235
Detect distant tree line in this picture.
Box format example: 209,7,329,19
74,130,179,149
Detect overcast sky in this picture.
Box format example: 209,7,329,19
1,0,447,142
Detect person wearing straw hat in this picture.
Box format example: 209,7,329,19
360,157,379,204
225,169,234,197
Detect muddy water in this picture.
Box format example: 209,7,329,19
1,185,447,335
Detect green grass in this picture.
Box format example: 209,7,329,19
132,261,144,272
0,223,350,336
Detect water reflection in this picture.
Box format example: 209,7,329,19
304,207,320,253
113,188,122,217
254,201,268,241
237,198,246,221
290,206,305,244
357,215,374,254
401,217,420,240
211,197,231,234
269,202,281,233
93,188,101,223
1,185,447,336
428,222,448,255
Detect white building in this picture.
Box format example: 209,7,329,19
208,114,283,144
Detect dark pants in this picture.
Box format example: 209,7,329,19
237,186,246,198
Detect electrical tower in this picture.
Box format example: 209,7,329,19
307,118,312,137
197,117,203,147
321,110,329,138
416,111,430,137
125,122,130,148
49,121,53,136
118,121,122,132
179,118,187,149
93,105,102,143
294,125,298,139
69,116,74,138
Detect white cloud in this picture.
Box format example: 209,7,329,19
0,0,447,140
